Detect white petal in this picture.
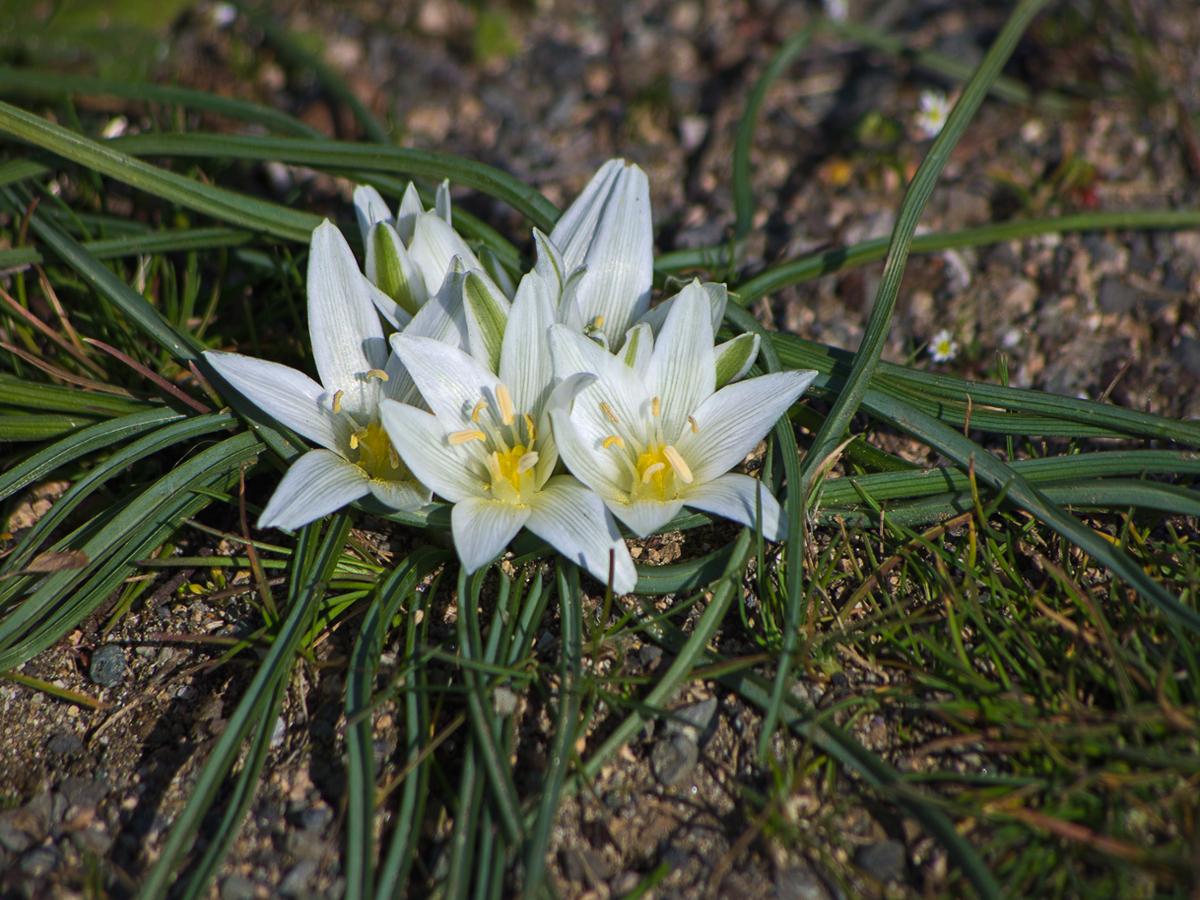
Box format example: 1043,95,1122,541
546,384,627,503
204,350,351,453
364,276,413,332
676,370,818,484
550,159,624,270
683,473,786,541
434,179,452,225
527,476,637,593
353,185,394,243
367,476,432,512
402,265,468,350
379,399,487,503
451,497,530,573
499,270,557,415
636,281,728,338
258,449,370,530
391,335,501,431
396,183,424,245
307,221,388,421
532,228,567,289
603,497,684,538
408,215,482,296
564,163,654,347
645,281,715,441
366,222,428,317
462,269,510,372
620,322,654,380
548,324,649,432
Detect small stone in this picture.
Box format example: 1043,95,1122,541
1174,337,1200,378
855,839,907,881
20,844,60,877
651,735,699,787
90,645,127,686
221,874,257,900
0,814,33,853
287,828,328,861
560,848,613,883
638,645,663,669
270,716,287,748
774,863,833,900
60,778,107,810
326,876,346,900
72,824,113,856
665,697,718,741
611,871,641,895
48,731,83,756
1097,276,1139,314
493,686,518,718
280,859,319,896
301,803,333,833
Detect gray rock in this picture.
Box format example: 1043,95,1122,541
774,863,832,900
0,814,34,853
280,859,319,896
60,777,107,810
25,791,55,833
854,839,907,881
651,734,699,787
19,844,60,877
1174,337,1200,378
90,645,127,686
1097,276,1139,314
221,874,257,900
638,644,663,669
287,827,328,860
493,686,518,718
325,876,346,900
665,697,718,741
302,803,333,832
48,731,83,756
71,824,113,856
560,847,613,883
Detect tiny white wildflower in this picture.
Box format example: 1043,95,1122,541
102,116,128,140
823,0,849,22
915,90,951,139
929,329,959,363
211,2,237,27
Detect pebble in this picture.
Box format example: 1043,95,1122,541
493,686,518,717
301,803,333,833
1097,276,1139,314
774,863,833,900
287,828,328,861
664,697,718,740
47,731,83,756
0,814,33,853
71,824,113,856
19,844,60,877
854,839,907,881
1173,337,1200,378
221,874,257,900
280,859,319,896
651,734,699,787
560,847,613,883
60,777,107,809
90,645,127,686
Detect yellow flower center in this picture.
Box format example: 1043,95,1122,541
448,382,541,505
350,422,407,481
601,394,696,503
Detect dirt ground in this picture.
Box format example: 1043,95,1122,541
2,0,1200,897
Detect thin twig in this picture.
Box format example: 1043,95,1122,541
83,337,211,413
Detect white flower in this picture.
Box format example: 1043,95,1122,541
204,221,431,530
823,0,849,22
379,267,637,592
929,328,959,362
353,181,509,329
547,281,818,539
548,159,653,350
915,90,951,139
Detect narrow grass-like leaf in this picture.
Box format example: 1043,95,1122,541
0,227,255,270
0,414,102,441
0,374,152,416
797,0,1051,504
141,514,353,900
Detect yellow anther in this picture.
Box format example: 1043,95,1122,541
603,435,625,450
517,451,539,474
524,413,537,441
663,446,693,483
641,462,665,483
349,431,361,450
651,396,661,418
389,446,400,468
471,399,489,422
449,429,487,445
592,315,605,328
688,415,699,434
600,401,619,424
331,390,344,413
366,368,389,382
495,383,515,425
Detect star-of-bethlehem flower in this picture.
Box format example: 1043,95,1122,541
915,90,951,139
548,281,818,540
204,221,431,530
379,262,638,593
928,328,959,362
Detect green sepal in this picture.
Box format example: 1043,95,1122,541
463,270,510,372
367,222,427,317
714,333,760,388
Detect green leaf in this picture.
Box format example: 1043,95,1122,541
713,333,758,388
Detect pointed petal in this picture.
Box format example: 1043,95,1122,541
451,497,530,573
684,473,787,540
402,265,468,349
259,449,370,530
532,228,567,289
527,476,637,593
636,281,727,338
381,348,421,406
548,324,649,432
645,281,715,441
367,476,432,512
366,222,428,317
353,185,394,243
546,376,627,503
499,270,557,415
550,160,624,269
307,221,388,421
391,334,502,432
379,399,487,503
408,215,481,296
204,350,351,452
676,370,818,484
396,183,424,245
714,333,760,388
478,246,517,300
620,322,654,380
435,179,452,225
364,276,413,332
603,497,684,538
462,269,510,372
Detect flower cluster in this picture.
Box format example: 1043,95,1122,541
205,161,817,592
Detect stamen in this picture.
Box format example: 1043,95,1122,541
471,399,488,422
517,451,539,473
331,390,344,413
495,383,515,425
663,446,693,483
524,413,537,441
600,401,619,424
349,431,361,450
651,396,661,418
603,435,625,450
389,446,400,468
641,462,665,483
449,429,487,445
688,415,699,434
592,315,605,328
366,368,389,382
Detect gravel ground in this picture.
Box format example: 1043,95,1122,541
3,0,1200,897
